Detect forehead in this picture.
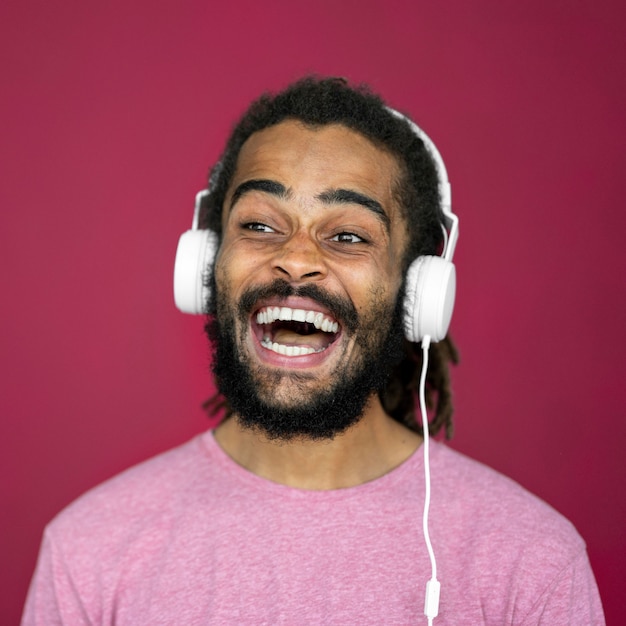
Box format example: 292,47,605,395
225,120,403,215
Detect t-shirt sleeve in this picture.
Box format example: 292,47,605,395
521,547,605,626
21,527,92,626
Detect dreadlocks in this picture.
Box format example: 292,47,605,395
201,76,458,438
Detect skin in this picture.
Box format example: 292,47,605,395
213,120,421,490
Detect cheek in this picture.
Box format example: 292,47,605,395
214,248,265,327
216,243,268,286
213,254,237,316
214,247,246,296
344,265,402,314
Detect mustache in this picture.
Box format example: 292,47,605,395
237,279,359,333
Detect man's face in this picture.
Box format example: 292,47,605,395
209,120,409,439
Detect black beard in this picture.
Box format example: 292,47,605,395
205,279,405,441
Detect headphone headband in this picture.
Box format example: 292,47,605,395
386,108,458,262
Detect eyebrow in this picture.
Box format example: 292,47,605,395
317,188,390,231
229,179,290,210
229,179,390,232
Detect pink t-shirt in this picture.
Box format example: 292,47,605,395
22,432,604,625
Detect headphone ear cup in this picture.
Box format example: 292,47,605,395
403,255,456,343
173,229,218,314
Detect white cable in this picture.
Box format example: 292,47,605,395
420,336,440,624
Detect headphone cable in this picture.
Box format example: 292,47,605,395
420,336,440,625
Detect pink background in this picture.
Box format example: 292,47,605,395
2,1,624,623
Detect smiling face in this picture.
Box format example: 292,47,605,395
208,120,410,439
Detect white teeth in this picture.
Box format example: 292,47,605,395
260,337,318,356
323,320,338,333
292,308,306,322
255,306,338,333
257,306,340,357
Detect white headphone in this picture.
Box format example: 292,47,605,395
173,111,459,344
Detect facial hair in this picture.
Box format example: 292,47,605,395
205,278,406,441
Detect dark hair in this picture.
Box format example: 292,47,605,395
202,76,458,437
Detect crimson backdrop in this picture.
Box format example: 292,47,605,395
2,1,624,623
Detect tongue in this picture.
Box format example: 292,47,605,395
273,328,331,350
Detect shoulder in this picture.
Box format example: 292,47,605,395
433,442,584,547
432,443,590,594
46,431,218,547
429,444,604,623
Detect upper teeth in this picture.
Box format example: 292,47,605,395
256,306,339,333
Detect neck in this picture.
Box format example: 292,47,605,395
213,396,421,490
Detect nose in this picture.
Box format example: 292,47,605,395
271,230,327,283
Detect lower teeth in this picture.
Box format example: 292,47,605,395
261,337,323,356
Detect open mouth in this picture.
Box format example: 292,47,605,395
254,305,340,357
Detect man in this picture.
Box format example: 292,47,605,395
23,77,604,624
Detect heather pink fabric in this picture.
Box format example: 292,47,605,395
22,432,604,625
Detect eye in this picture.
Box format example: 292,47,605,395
243,222,275,233
330,232,366,244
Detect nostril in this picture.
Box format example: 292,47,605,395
302,270,322,279
272,256,326,281
274,265,324,281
